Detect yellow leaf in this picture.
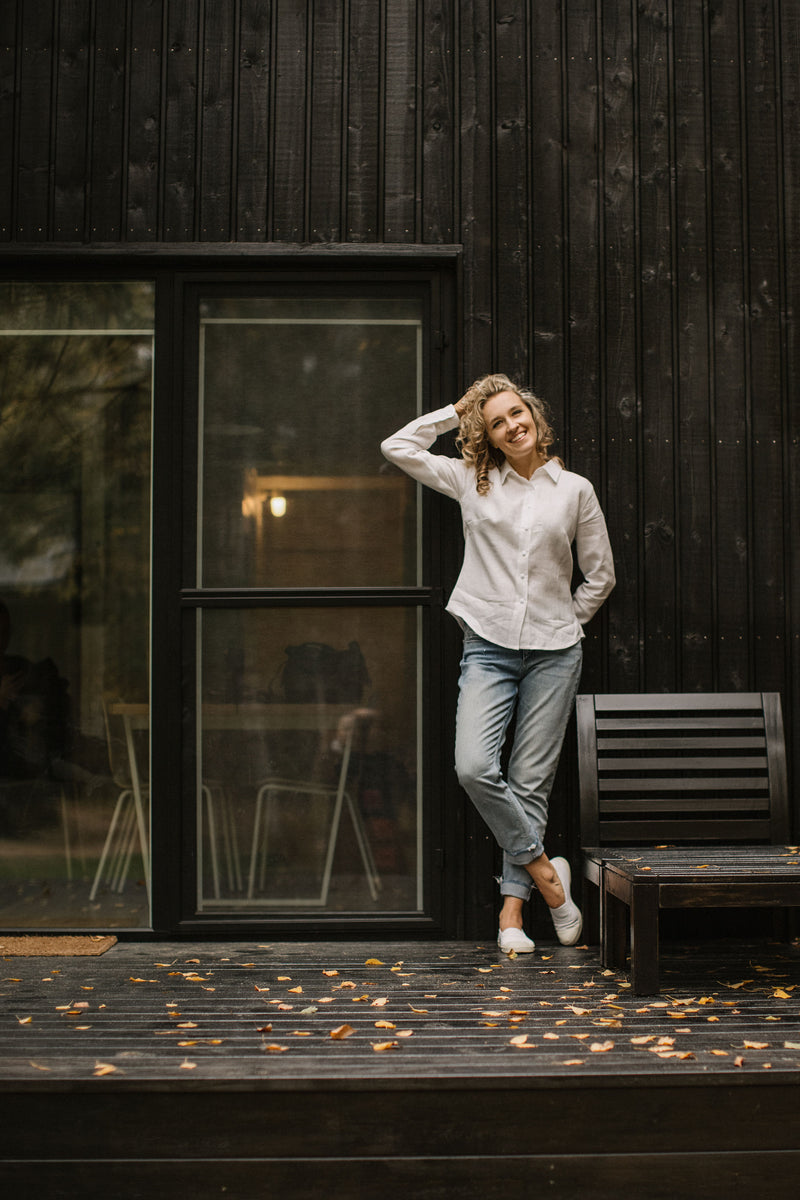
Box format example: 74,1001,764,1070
734,1055,745,1067
93,1062,116,1076
263,1044,289,1053
509,1034,529,1046
562,1059,585,1065
783,1041,800,1050
590,1041,615,1053
16,1016,32,1025
28,1061,51,1071
288,986,303,994
365,958,385,966
409,1005,428,1013
177,1021,198,1028
277,976,291,981
374,1020,396,1029
371,997,389,1007
179,1059,197,1070
631,1036,655,1045
292,1031,313,1037
322,969,339,977
743,1041,769,1050
329,1024,355,1040
774,989,791,999
371,1041,398,1052
710,1050,729,1057
396,1030,414,1038
254,985,270,992
543,1033,560,1041
177,1041,198,1047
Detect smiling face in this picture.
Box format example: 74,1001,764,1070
482,389,543,476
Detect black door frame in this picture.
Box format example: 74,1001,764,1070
155,251,464,938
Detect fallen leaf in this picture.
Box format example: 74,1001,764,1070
774,989,791,999
288,986,303,994
543,1033,560,1041
509,1034,529,1046
93,1062,116,1076
371,1041,398,1052
263,1044,289,1053
374,1020,396,1029
396,1030,414,1038
783,1041,800,1050
743,1041,769,1050
734,1055,745,1067
631,1035,655,1045
28,1061,51,1071
562,1059,585,1065
16,1016,32,1025
590,1041,615,1053
329,1024,355,1040
179,1059,197,1070
409,1006,428,1013
371,998,389,1008
322,970,339,977
292,1031,313,1037
709,1050,729,1057
365,958,385,966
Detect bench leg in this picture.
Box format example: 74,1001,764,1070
630,882,660,995
583,879,600,946
603,887,628,971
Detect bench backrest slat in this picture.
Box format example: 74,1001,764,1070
577,692,789,847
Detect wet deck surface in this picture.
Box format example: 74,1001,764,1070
3,936,800,1085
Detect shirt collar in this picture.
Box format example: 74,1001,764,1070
498,457,563,485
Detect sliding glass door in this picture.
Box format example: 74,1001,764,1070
185,286,442,921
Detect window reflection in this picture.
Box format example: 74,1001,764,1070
197,607,422,913
198,298,422,588
0,283,153,928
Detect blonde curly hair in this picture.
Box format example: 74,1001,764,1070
455,373,559,494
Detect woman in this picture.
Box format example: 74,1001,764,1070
381,374,614,953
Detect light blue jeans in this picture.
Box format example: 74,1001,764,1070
454,629,583,901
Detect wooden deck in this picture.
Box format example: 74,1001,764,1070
2,936,800,1197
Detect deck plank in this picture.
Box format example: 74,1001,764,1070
2,938,800,1082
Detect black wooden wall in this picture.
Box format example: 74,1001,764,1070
2,0,798,821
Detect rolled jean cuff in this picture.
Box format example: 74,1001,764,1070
505,842,544,866
499,880,533,901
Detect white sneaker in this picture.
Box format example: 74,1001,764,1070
497,926,536,954
549,857,583,945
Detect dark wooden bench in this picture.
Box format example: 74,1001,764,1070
577,692,799,994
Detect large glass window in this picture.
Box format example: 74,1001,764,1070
0,282,153,928
193,293,424,914
196,606,421,913
198,298,421,588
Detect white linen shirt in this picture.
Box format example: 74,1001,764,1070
381,404,615,650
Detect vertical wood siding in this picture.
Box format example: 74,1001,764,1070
1,0,798,812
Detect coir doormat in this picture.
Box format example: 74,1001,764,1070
0,935,118,957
